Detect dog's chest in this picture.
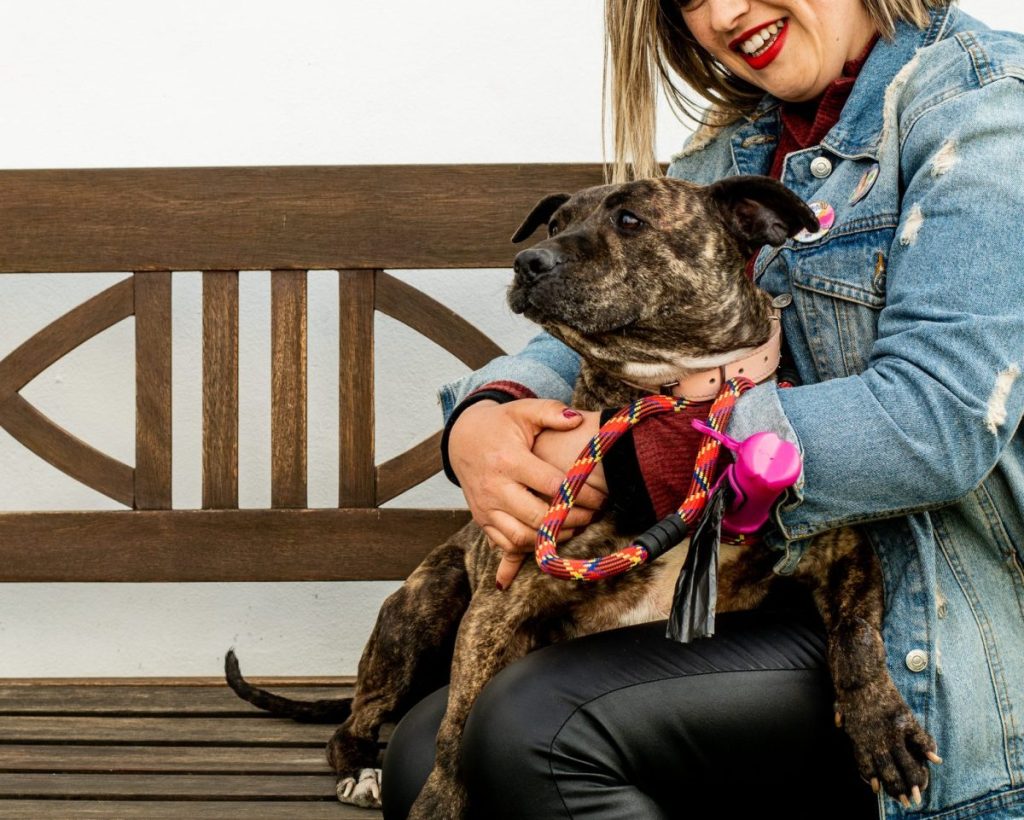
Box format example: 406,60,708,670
614,540,690,628
569,538,751,637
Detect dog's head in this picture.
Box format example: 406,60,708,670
508,175,816,383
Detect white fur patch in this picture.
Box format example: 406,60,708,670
900,204,925,246
985,365,1020,434
931,139,959,176
337,768,383,808
619,348,756,386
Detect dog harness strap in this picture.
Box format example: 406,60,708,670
535,377,754,582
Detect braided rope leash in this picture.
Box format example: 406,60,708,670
535,376,755,582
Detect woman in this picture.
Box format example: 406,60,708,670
383,1,1024,817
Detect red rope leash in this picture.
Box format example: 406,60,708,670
535,377,755,581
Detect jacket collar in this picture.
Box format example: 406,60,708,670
734,4,960,165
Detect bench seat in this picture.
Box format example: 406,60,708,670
0,678,382,818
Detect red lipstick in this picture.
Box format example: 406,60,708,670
730,18,789,71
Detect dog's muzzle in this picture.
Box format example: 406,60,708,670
513,247,563,285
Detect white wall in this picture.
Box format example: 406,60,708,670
1,0,1021,677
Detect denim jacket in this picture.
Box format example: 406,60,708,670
440,7,1024,817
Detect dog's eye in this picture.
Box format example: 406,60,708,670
614,211,644,231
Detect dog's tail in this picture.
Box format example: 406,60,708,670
224,649,353,724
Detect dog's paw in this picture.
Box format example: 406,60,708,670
337,768,383,808
838,685,942,808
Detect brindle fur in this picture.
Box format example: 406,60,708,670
226,176,937,816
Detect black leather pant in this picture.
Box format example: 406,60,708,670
381,604,879,819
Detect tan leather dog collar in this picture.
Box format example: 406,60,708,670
623,315,782,401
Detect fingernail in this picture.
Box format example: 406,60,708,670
562,409,581,419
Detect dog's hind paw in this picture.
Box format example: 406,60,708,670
337,768,383,808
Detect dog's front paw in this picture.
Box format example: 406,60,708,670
837,684,942,808
337,768,383,809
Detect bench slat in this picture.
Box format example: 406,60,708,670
0,716,334,745
0,773,338,799
0,508,470,581
202,271,240,509
339,270,376,507
0,745,331,773
0,802,375,819
134,271,173,510
271,270,309,508
0,164,604,272
0,685,353,715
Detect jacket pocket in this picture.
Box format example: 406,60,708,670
788,225,893,380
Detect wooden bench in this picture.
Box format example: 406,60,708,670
0,163,602,817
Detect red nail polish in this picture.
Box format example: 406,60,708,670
562,409,581,419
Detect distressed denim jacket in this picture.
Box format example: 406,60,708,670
440,7,1024,817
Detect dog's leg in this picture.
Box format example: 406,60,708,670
799,528,939,806
330,536,473,808
407,586,539,820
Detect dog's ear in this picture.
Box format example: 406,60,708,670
706,176,818,256
511,193,572,243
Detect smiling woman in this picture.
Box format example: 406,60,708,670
386,0,1024,818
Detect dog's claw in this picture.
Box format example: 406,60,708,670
927,751,943,765
912,786,922,806
834,710,843,728
870,778,880,795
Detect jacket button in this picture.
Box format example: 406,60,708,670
810,157,833,178
905,649,929,673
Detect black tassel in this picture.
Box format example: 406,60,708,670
666,486,725,643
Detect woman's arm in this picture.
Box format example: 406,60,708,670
734,74,1024,541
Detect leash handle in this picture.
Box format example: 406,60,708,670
535,377,754,582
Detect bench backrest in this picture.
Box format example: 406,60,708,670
0,163,603,583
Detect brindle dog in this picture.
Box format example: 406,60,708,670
226,175,939,816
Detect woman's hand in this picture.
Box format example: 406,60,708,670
447,399,606,589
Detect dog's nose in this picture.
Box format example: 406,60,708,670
513,248,561,283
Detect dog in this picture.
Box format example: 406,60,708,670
226,175,939,817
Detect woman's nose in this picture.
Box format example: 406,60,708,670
706,0,751,34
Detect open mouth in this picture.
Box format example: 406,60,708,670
729,18,788,70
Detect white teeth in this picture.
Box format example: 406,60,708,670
739,20,785,57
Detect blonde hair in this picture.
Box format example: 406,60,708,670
604,0,951,181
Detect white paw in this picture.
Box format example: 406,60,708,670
337,767,383,808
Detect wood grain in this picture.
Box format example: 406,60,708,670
0,394,134,507
202,271,239,509
134,272,173,509
0,277,134,396
0,716,334,745
0,164,604,272
0,685,353,715
0,746,332,774
0,773,338,799
375,271,504,369
0,509,470,581
271,270,308,508
375,431,443,505
0,802,374,819
338,270,375,507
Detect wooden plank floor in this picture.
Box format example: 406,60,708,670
0,680,383,819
